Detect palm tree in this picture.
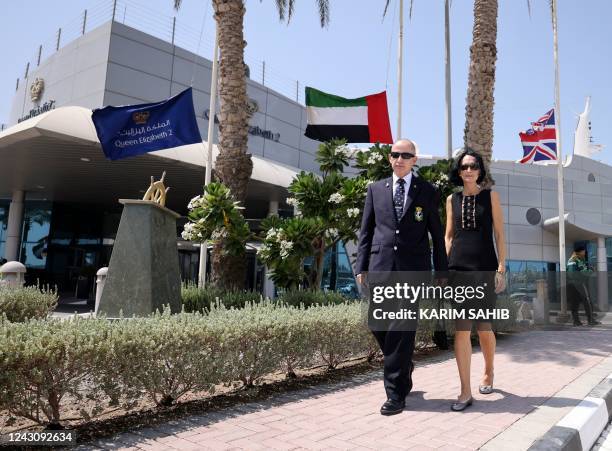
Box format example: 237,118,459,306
463,0,498,185
174,0,330,289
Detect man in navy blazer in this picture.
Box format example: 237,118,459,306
356,139,448,415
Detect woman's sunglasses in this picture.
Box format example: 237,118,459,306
460,162,480,171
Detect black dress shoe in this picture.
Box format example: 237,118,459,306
380,399,405,416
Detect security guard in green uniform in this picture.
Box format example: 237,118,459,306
567,243,600,326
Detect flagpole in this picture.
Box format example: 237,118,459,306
198,25,219,288
397,0,404,139
552,0,569,322
444,0,452,159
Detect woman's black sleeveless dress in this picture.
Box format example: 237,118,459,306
448,189,498,320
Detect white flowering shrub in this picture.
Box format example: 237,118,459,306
415,159,456,223
181,182,251,257
354,142,393,181
258,139,368,290
257,216,321,289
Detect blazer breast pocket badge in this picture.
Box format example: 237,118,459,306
414,206,424,222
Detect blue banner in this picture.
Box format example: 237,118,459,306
91,88,202,160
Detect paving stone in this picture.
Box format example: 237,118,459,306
76,329,612,450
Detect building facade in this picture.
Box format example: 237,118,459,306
0,18,610,309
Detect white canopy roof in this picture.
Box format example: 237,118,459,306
0,106,297,188
0,106,297,212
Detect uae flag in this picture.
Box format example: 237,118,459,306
305,87,393,144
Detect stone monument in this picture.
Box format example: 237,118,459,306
97,173,182,317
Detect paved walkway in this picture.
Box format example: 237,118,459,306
78,327,612,451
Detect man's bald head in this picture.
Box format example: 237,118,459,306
392,139,417,154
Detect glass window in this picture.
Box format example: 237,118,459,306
0,203,8,233
300,241,358,296
19,201,52,268
506,259,558,304
0,202,9,257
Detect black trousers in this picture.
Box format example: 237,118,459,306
372,329,416,401
370,261,416,402
568,283,594,322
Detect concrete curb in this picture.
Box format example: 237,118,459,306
529,374,612,451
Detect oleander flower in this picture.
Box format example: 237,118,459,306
266,228,279,240
187,195,202,210
279,240,294,258
329,193,345,204
347,208,360,218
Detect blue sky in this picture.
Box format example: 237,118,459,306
1,0,610,165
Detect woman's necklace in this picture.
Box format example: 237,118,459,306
461,186,480,230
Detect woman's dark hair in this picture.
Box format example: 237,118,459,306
449,147,487,186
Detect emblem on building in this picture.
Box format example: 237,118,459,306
246,99,259,118
132,111,150,125
29,78,45,102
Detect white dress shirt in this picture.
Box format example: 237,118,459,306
392,172,412,208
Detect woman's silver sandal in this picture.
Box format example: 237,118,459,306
479,384,493,394
451,397,473,411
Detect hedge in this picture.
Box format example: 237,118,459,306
0,302,376,427
181,284,351,312
0,285,58,322
1,297,518,428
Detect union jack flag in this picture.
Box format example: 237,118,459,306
518,109,557,164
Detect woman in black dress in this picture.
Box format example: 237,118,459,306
445,148,507,411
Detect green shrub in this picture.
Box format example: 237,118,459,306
276,290,350,308
0,285,58,322
0,297,519,428
208,301,288,386
106,310,223,406
0,317,112,426
307,302,373,369
181,283,262,313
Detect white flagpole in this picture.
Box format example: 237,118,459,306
444,0,452,159
397,0,404,139
552,0,568,321
198,25,219,287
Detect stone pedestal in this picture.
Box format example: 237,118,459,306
533,279,550,325
97,200,182,318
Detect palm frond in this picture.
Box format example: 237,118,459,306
383,0,391,17
173,0,182,12
287,0,295,22
317,0,330,27
383,0,416,21
526,0,532,18
274,0,287,21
